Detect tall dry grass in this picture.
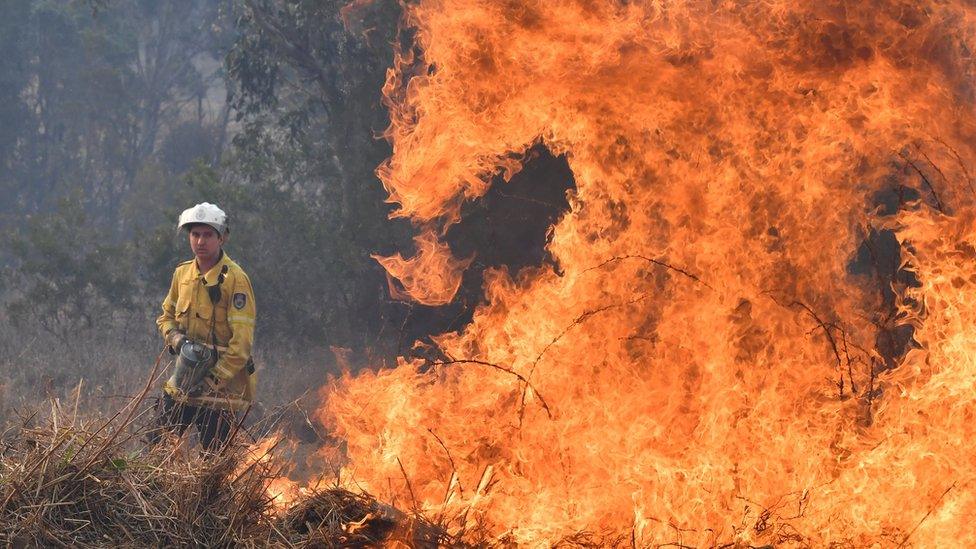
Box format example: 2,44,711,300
0,355,456,547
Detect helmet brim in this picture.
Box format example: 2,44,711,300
179,222,226,235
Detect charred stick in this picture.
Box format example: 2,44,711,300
587,254,713,290
70,349,167,465
840,330,859,395
765,294,849,398
518,293,649,423
530,302,620,374
788,301,844,393
897,481,956,548
426,427,465,497
921,151,951,192
900,151,945,213
395,456,419,513
431,359,552,419
934,137,975,195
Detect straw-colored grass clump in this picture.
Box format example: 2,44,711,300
0,395,448,548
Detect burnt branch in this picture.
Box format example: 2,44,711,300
430,359,552,419
765,293,871,400
426,427,465,497
789,301,845,395
734,488,811,545
395,456,419,512
864,356,882,426
897,481,956,548
900,151,945,213
531,302,624,372
921,151,951,194
934,137,975,195
517,294,649,425
72,348,168,479
587,254,713,290
839,330,859,395
495,189,565,210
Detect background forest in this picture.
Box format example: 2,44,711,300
0,0,425,420
0,0,574,422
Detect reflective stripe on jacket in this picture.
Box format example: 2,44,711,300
157,252,256,410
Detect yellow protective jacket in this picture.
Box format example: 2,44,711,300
156,252,256,410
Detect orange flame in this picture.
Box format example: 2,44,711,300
373,230,473,306
326,0,976,545
236,435,302,513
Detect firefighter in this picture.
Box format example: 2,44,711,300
152,202,257,450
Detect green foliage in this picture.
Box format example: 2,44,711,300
176,159,408,351
0,0,229,223
0,1,31,170
221,0,414,351
1,0,421,381
4,197,140,341
160,122,220,175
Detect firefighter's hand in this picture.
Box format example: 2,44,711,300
205,374,221,392
188,374,220,398
165,330,187,354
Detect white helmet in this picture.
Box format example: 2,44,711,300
178,202,228,235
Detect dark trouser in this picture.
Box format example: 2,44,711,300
150,394,238,452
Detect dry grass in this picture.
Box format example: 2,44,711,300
0,313,337,430
0,404,270,546
0,320,524,547
279,488,454,547
0,363,457,548
0,312,466,547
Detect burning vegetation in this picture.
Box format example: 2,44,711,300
0,392,455,547
4,0,976,546
323,0,976,546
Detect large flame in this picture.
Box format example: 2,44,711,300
326,0,976,545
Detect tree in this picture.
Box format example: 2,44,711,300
3,197,140,342
0,0,230,232
224,0,415,355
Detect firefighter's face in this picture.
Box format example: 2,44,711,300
188,225,223,263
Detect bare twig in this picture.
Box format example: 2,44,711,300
900,151,945,213
517,294,648,424
430,359,552,419
897,482,956,548
933,137,975,195
426,428,465,497
586,254,713,290
921,151,952,196
74,348,166,478
395,456,418,512
70,350,168,463
839,330,859,395
495,189,564,209
764,294,859,398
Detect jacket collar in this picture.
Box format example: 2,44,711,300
192,250,232,285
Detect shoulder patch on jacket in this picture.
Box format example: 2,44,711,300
233,293,247,309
